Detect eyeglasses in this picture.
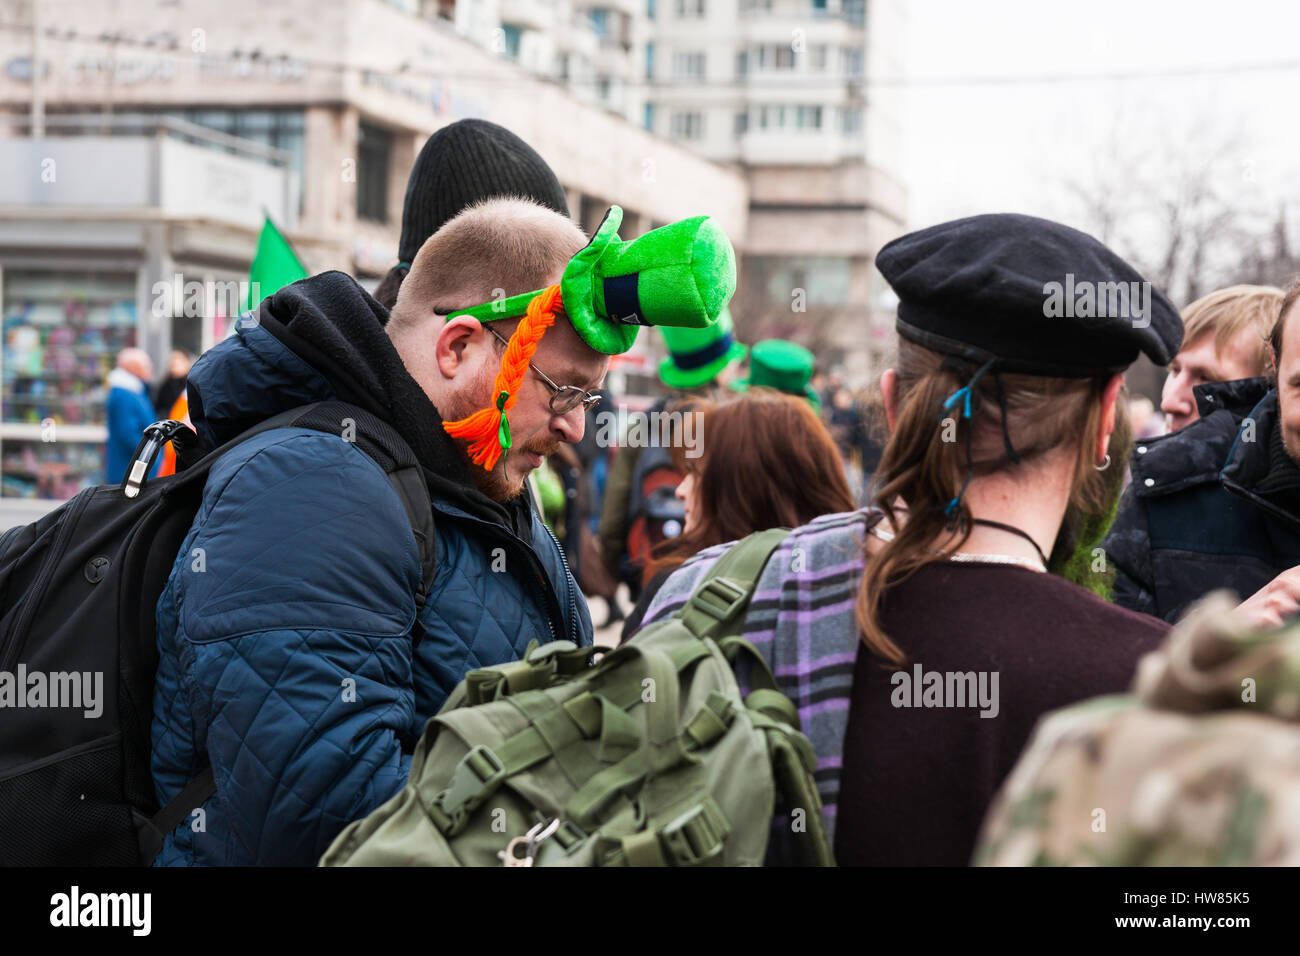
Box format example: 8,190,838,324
484,324,603,416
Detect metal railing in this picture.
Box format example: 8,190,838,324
0,112,294,169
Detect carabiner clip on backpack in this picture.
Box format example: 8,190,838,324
123,420,200,498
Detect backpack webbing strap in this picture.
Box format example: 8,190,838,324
140,766,216,863
425,733,554,837
675,529,791,700
678,528,791,643
601,794,731,867
167,400,436,619
260,402,437,616
748,710,836,867
428,640,715,837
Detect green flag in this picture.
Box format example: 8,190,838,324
244,216,308,311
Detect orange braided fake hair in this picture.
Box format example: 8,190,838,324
443,284,562,471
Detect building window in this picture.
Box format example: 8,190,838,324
736,49,747,75
588,8,611,37
753,44,795,71
645,42,655,80
754,105,824,131
795,105,823,129
673,51,705,78
356,122,392,223
501,24,523,60
734,111,749,135
842,46,864,75
810,44,828,70
810,0,828,14
647,0,656,17
597,76,612,101
644,102,656,132
841,106,862,134
843,0,865,26
675,0,705,17
670,111,703,139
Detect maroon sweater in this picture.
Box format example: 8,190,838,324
834,562,1168,866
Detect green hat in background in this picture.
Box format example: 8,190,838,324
733,339,821,410
659,306,748,390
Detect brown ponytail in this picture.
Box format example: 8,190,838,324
855,341,1128,667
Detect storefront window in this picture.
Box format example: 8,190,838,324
357,122,393,224
1,271,137,499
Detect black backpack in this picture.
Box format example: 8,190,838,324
0,401,435,866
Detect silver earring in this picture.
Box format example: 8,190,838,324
1095,453,1111,471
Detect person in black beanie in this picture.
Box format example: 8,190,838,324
372,119,570,309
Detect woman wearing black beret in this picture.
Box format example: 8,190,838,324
634,213,1185,865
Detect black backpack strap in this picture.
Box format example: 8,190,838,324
140,766,216,864
278,401,437,619
134,401,435,861
162,400,437,626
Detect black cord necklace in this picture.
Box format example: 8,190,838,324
970,518,1050,569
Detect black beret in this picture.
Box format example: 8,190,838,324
876,213,1182,376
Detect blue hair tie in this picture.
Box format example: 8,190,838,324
938,357,1000,523
939,358,996,421
943,385,974,419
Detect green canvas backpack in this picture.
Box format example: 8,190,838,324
320,528,835,867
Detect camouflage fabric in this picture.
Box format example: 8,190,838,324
975,591,1300,866
1106,378,1300,623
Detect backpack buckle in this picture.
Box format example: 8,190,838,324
527,640,579,676
659,797,730,866
690,578,748,624
437,745,506,829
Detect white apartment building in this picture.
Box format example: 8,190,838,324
407,0,908,377
644,0,907,378
389,0,651,124
0,0,746,515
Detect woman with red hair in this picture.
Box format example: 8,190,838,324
621,388,856,641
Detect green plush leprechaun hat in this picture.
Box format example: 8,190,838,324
733,339,821,410
659,305,747,390
442,205,737,470
440,205,736,354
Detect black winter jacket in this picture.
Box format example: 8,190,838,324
1106,377,1300,623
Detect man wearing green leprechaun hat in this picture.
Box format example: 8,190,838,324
731,338,822,412
148,196,735,865
597,306,748,602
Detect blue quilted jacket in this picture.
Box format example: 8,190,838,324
150,273,592,866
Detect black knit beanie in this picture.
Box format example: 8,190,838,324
396,119,570,266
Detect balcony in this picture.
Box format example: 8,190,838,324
499,0,555,32
739,0,865,25
576,0,641,17
739,129,848,165
0,114,298,230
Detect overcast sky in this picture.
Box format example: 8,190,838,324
895,0,1300,233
